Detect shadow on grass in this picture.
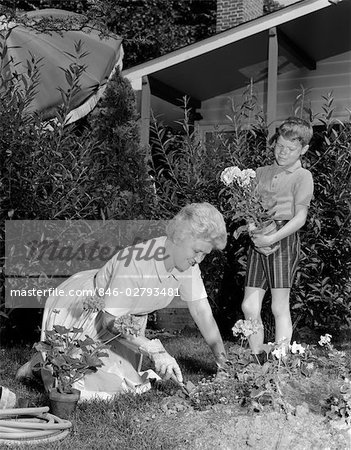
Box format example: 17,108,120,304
177,355,215,378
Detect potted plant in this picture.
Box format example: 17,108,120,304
220,166,276,247
34,324,109,419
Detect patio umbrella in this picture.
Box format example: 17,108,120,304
0,9,123,123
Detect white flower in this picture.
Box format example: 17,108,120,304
242,169,256,179
240,169,256,187
272,346,287,359
220,167,234,186
220,166,242,186
232,318,263,338
289,341,305,355
238,178,251,187
318,334,332,346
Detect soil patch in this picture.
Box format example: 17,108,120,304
140,401,350,449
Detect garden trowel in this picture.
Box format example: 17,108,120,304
170,374,196,397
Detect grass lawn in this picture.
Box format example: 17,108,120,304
0,330,218,450
1,327,351,449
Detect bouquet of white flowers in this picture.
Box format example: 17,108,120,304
220,166,274,238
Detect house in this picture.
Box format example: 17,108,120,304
122,0,351,144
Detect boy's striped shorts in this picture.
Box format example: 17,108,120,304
245,228,300,290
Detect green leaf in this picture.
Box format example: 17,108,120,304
33,342,51,352
81,336,96,346
84,355,103,367
72,327,83,334
53,325,70,335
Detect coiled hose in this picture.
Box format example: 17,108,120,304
0,406,72,445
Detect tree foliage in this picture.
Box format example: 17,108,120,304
1,0,284,68
0,33,153,342
0,0,217,68
263,0,284,14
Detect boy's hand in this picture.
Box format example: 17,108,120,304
251,232,275,248
256,245,279,256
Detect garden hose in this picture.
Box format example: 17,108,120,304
0,406,72,445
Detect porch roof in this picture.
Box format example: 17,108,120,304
123,0,351,106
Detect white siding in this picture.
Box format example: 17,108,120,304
198,50,351,130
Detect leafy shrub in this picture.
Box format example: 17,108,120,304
148,88,269,333
150,87,350,336
0,34,153,342
291,92,351,330
87,70,155,220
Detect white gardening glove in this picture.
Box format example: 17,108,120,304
213,351,232,381
138,339,183,383
152,351,183,383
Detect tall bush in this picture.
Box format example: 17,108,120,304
291,92,351,329
149,90,269,334
87,70,154,220
150,87,351,335
0,37,153,342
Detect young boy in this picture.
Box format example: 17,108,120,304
241,117,314,357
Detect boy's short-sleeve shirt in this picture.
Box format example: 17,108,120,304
256,160,314,220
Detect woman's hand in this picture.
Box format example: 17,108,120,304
187,298,227,370
138,338,183,383
215,358,232,381
151,351,183,383
215,354,232,371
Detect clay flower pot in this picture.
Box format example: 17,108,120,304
49,388,81,419
258,220,277,235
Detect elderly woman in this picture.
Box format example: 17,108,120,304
17,202,228,399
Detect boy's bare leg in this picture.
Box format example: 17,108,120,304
271,288,292,351
241,287,265,354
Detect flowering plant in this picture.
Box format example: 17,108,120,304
82,295,105,312
220,166,274,238
232,318,263,339
189,329,351,424
318,333,332,347
34,325,110,394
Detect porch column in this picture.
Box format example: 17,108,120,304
267,27,278,137
140,75,151,147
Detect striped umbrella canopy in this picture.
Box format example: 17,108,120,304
0,8,123,123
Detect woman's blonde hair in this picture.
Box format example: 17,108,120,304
166,202,227,250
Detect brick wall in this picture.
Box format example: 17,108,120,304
216,0,264,32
